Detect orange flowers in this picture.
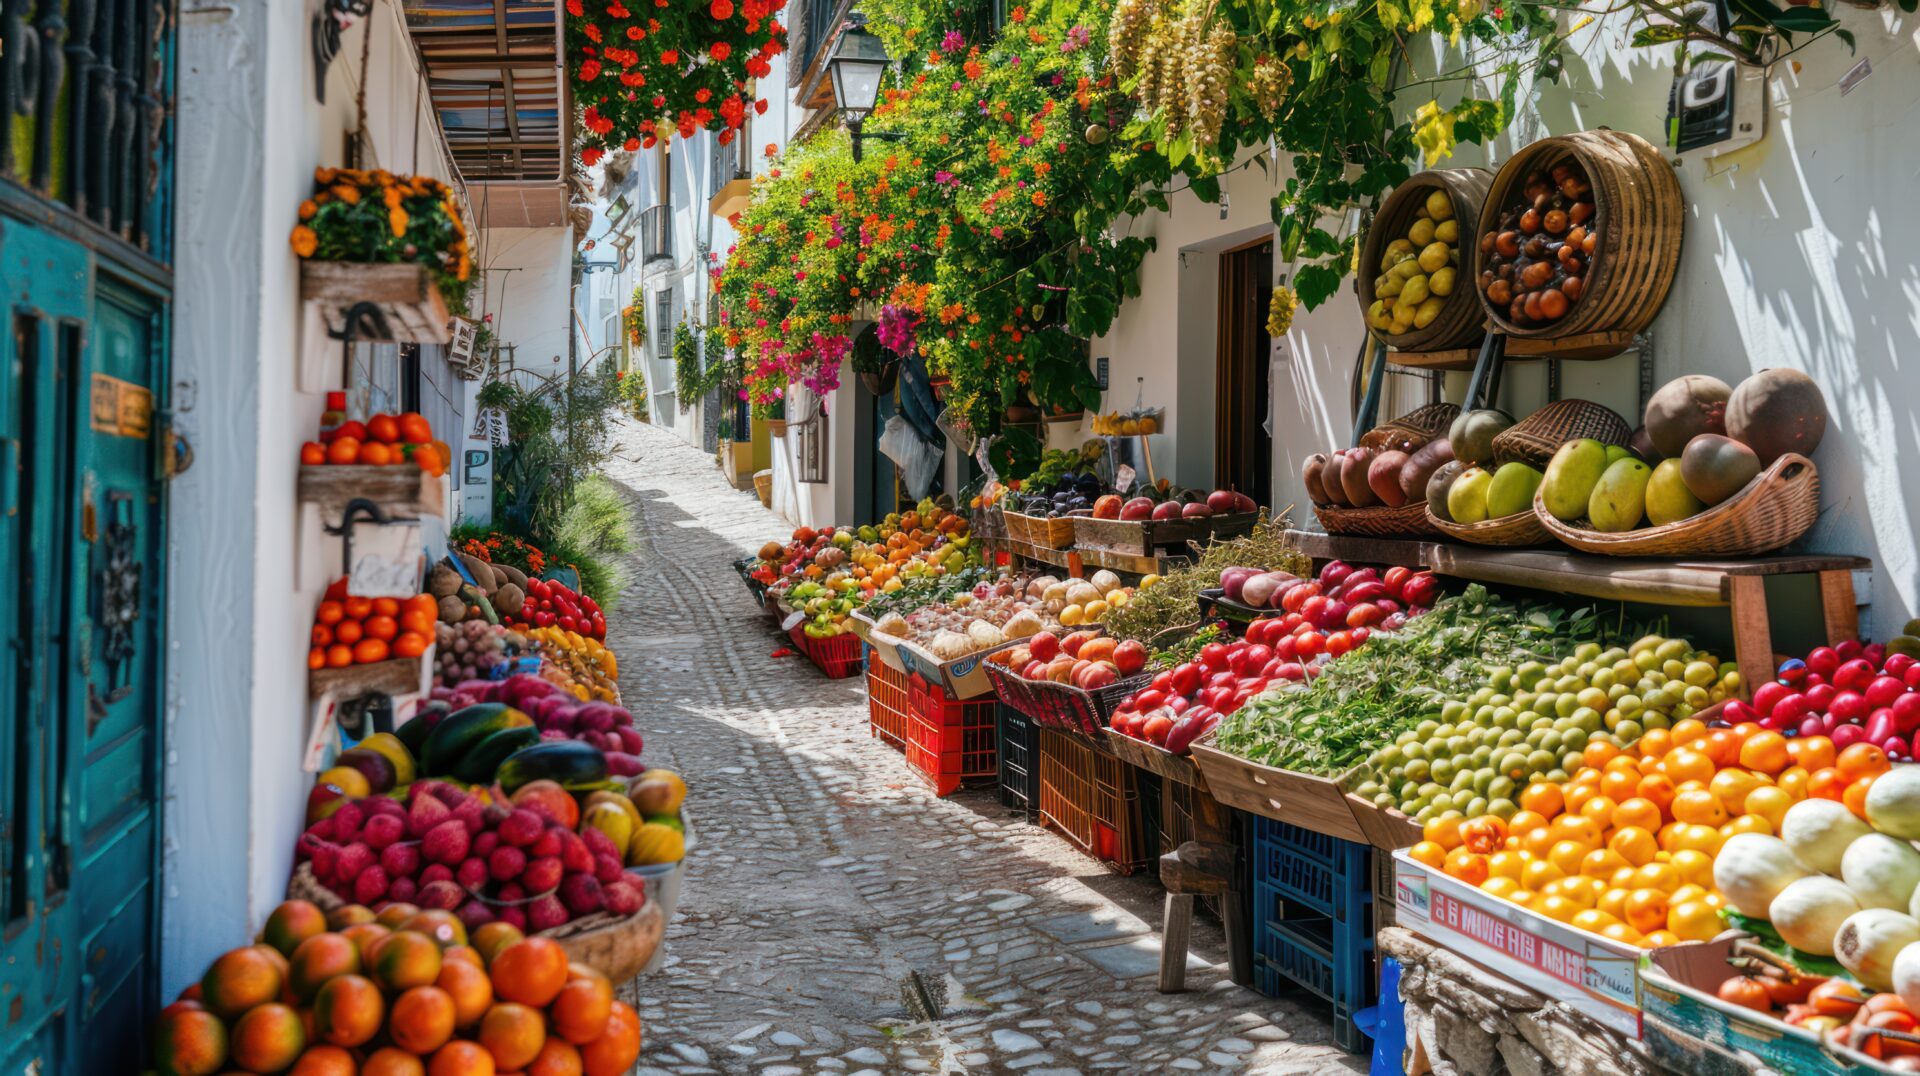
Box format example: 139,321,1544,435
290,226,318,257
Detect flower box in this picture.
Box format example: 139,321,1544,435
300,261,452,345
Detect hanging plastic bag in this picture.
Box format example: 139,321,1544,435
878,414,943,499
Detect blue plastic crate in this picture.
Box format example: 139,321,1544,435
1249,815,1377,1055
995,704,1040,822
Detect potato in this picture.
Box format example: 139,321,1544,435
437,595,468,623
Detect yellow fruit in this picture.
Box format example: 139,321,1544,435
625,822,685,867
318,766,371,799
1083,600,1109,622
582,802,636,858
1059,605,1084,626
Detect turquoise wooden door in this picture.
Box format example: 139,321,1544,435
0,220,168,1075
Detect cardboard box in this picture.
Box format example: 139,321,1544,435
1393,849,1644,1036
894,638,1002,699
1640,937,1900,1074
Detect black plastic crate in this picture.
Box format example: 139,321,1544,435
995,703,1039,822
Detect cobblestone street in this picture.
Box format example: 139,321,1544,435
601,419,1364,1075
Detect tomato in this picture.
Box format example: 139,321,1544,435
363,615,398,642
308,648,326,670
392,632,429,659
343,596,374,619
352,638,390,664
325,644,354,668
399,608,435,636
1294,632,1325,658
310,624,333,647
315,600,345,626
413,444,444,477
358,442,393,466
407,593,440,618
1279,582,1318,614
1810,978,1866,1019
1324,631,1354,657
300,441,326,465
398,412,433,444
1142,714,1175,745
325,437,360,465
334,620,364,646
367,414,400,444
1199,643,1230,671
1717,975,1773,1013
333,420,367,442
1763,974,1816,1006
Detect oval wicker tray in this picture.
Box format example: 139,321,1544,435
1530,453,1819,557
1312,499,1438,538
1427,507,1554,547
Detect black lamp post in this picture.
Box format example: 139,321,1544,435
827,16,894,161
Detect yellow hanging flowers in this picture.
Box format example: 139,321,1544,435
1267,284,1297,337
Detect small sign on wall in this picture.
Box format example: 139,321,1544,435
90,374,153,438
347,521,423,599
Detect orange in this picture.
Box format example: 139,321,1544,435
429,1041,497,1076
490,938,571,1008
438,959,495,1029
1790,736,1836,773
1600,922,1646,947
1671,883,1708,906
526,1038,586,1076
1746,786,1794,831
1609,866,1640,890
1668,899,1722,943
344,596,374,619
200,945,285,1021
1638,728,1674,759
1422,816,1465,851
1578,795,1619,827
1643,929,1681,947
1662,749,1714,786
1598,887,1630,919
1703,730,1742,769
1845,776,1876,819
312,973,385,1047
1777,766,1811,801
153,1007,229,1076
1444,848,1490,886
360,442,394,466
1571,908,1621,934
480,1002,549,1069
290,1045,359,1076
301,441,327,466
362,1048,428,1076
342,923,392,963
1624,889,1669,933
289,932,362,1001
1482,877,1523,901
263,900,329,958
1740,731,1789,774
1607,826,1658,867
1536,894,1579,923
1673,823,1724,856
1809,767,1849,802
1723,814,1773,838
1635,773,1677,816
404,909,470,949
390,985,458,1055
1611,798,1664,833
1581,848,1631,878
1549,814,1602,848
230,1003,307,1074
1600,767,1640,802
1508,810,1550,837
1548,840,1590,876
1521,825,1557,859
1488,850,1529,882
579,1001,642,1076
1839,743,1892,783
1519,782,1564,819
372,930,444,992
1564,783,1600,816
1583,740,1620,770
1671,789,1728,827
1522,858,1565,890
1632,862,1682,893
1670,717,1708,746
550,977,614,1045
1709,769,1766,813
326,437,360,465
444,946,485,970
1407,841,1448,870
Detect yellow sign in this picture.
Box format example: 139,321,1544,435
90,374,153,439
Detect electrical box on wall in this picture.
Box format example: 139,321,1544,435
1666,0,1767,159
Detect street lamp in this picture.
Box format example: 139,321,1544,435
828,15,895,162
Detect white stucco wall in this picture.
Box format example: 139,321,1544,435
480,227,578,382
167,0,463,994
1094,7,1920,634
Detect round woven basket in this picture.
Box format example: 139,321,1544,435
1472,129,1684,344
1427,507,1553,547
1358,169,1494,352
1312,500,1437,538
1530,453,1819,557
1491,399,1635,467
286,862,667,983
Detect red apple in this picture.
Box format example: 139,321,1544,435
1234,492,1257,512
1029,631,1061,662
1113,640,1148,676
1181,502,1214,519
1207,489,1239,513
1151,501,1182,521
1120,497,1155,521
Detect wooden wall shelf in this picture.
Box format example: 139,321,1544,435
300,261,453,345
297,465,444,522
309,653,433,700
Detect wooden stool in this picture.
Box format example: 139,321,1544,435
1157,789,1254,994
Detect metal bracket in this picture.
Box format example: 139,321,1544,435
1351,337,1390,447
1462,332,1508,412
326,497,420,577
328,300,392,344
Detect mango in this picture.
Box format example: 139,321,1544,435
1589,458,1653,532
1645,459,1706,526
583,790,643,833
1487,462,1545,519
1679,433,1761,505
1605,444,1635,465
1447,466,1494,524
1540,439,1609,521
626,822,685,867
582,802,636,858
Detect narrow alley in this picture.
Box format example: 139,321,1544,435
602,420,1363,1075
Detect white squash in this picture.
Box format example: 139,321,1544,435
1841,834,1920,911
1066,582,1103,607
1001,610,1043,639
1781,799,1874,876
1042,582,1070,604
929,630,975,661
1714,833,1813,919
1868,767,1920,841
1891,941,1920,1014
1090,569,1122,595
873,612,909,638
1769,876,1862,955
1835,908,1920,991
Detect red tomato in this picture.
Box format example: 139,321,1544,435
325,644,354,668
352,638,390,664
343,596,373,620
1279,582,1318,614
399,608,435,636
310,624,333,647
363,615,398,642
300,442,326,465
1325,631,1354,657
398,412,433,444
315,600,345,626
333,420,367,442
333,619,363,646
1142,714,1175,745
371,597,400,617
1295,632,1325,658
367,414,400,444
1200,643,1231,671
308,648,326,670
325,437,360,465
392,632,429,659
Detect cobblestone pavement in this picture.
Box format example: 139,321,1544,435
602,418,1365,1076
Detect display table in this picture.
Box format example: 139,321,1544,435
1379,927,1656,1076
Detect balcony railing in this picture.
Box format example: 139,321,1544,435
639,204,673,264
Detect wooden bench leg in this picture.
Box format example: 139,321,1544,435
1819,569,1860,645
1222,883,1252,987
1160,892,1194,993
1729,575,1774,697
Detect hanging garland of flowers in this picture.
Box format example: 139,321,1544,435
622,294,646,348
567,0,789,160
714,0,1178,443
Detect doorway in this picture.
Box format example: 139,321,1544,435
1215,238,1274,501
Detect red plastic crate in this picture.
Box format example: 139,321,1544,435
867,651,910,751
1036,727,1149,873
904,673,998,796
789,625,863,679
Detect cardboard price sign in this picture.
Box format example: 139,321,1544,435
347,521,424,599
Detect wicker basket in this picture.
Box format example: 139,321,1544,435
1473,129,1684,343
1492,398,1633,466
1531,453,1819,557
1312,499,1437,538
1361,402,1461,454
1427,507,1553,546
1358,169,1494,353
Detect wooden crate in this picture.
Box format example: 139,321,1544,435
310,653,432,700
1104,728,1209,791
298,465,445,522
1347,793,1422,851
1072,511,1259,558
1188,738,1368,843
300,261,453,344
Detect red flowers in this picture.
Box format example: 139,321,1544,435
710,41,732,60
568,0,783,156
711,0,734,16
660,48,679,65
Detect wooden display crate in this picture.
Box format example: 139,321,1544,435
1188,737,1368,843
298,465,445,522
301,261,452,344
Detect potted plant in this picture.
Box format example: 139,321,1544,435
759,396,787,438
290,167,473,343
851,329,899,397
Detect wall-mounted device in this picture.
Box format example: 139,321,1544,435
1666,0,1768,159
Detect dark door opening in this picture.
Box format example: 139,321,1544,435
1215,239,1274,501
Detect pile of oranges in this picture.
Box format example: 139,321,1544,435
1408,715,1896,949
309,580,439,670
301,411,451,478
153,899,642,1076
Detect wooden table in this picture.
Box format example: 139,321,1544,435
1286,529,1867,695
